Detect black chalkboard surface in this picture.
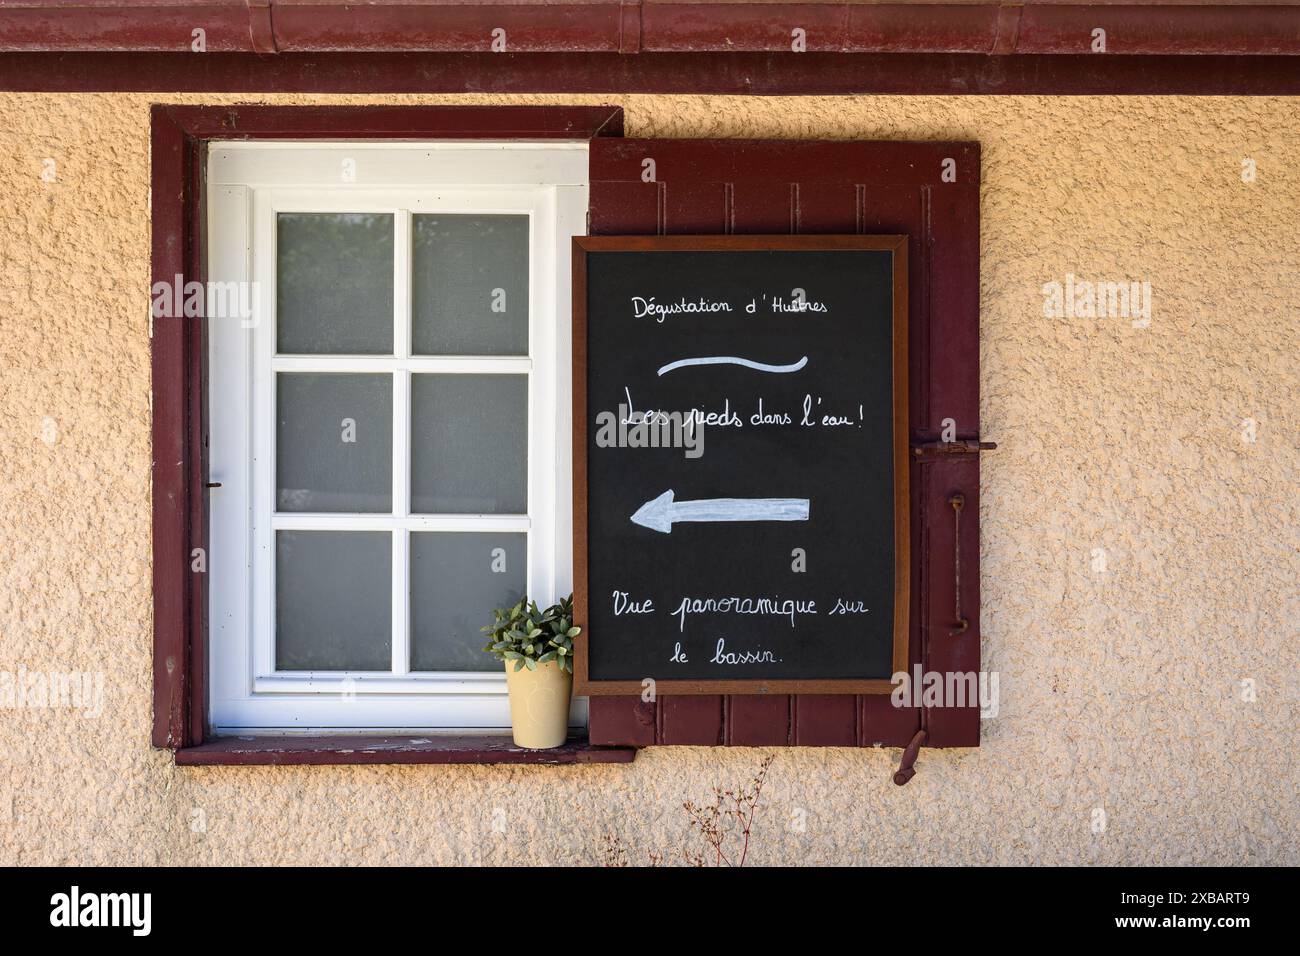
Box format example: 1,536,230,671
573,236,908,695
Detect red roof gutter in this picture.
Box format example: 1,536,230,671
1,1,1298,56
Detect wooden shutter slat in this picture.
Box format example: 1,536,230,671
927,188,981,426
920,181,981,747
861,694,923,748
793,182,863,234
794,695,858,747
659,696,724,745
662,180,727,234
728,180,798,234
587,695,655,746
726,696,791,746
587,180,658,233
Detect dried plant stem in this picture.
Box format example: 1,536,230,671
606,754,775,867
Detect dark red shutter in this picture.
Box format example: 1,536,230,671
586,138,982,749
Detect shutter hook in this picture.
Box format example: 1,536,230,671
949,493,969,636
893,729,928,786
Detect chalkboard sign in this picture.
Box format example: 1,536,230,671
573,236,908,695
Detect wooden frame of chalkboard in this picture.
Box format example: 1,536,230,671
572,234,909,695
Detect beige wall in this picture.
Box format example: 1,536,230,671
0,93,1295,865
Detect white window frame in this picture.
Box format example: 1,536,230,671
206,142,587,733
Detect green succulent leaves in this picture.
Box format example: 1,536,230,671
481,594,580,674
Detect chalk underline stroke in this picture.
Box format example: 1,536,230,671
656,355,809,377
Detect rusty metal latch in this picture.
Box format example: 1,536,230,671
890,441,995,788
949,493,968,636
911,438,998,460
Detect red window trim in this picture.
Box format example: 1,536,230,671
4,52,1300,96
149,104,626,760
174,735,636,766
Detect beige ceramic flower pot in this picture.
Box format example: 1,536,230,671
504,659,572,749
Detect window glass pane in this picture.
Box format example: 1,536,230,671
277,372,392,513
412,214,529,355
277,213,393,354
411,374,527,514
410,532,527,671
276,531,391,671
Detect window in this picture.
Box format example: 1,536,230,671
206,142,588,731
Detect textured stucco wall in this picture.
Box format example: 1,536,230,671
0,92,1295,866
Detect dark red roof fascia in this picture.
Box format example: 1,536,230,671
2,1,1299,56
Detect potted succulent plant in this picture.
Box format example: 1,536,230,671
481,595,580,749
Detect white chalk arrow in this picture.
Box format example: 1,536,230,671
630,489,810,534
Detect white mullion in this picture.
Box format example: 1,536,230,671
393,370,411,517
391,209,413,676
252,188,278,682
392,529,410,676
526,204,539,604
272,514,531,532
391,370,412,676
271,356,531,373
394,208,412,360
208,183,255,711
553,184,585,601
530,189,555,605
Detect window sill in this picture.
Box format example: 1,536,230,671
175,734,637,766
